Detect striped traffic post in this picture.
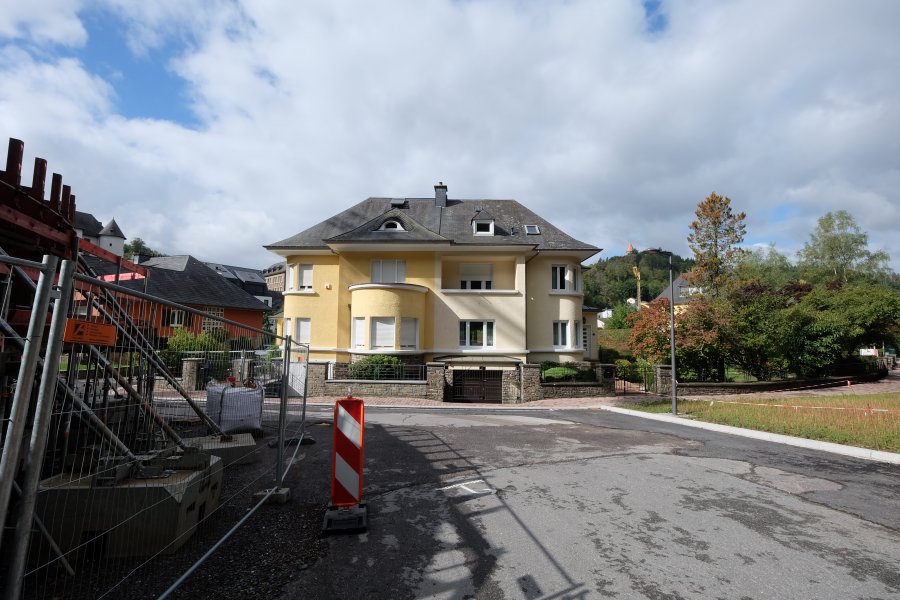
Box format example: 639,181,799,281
323,397,368,532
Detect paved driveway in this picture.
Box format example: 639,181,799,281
279,407,900,599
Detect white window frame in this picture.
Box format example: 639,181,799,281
400,318,418,349
168,309,186,328
202,306,224,332
378,220,405,231
553,321,569,348
371,317,396,349
353,317,366,350
551,265,568,291
459,263,493,290
459,320,495,348
298,264,313,290
283,318,292,341
371,260,406,284
525,224,540,235
472,220,494,236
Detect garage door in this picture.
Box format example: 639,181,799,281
451,368,502,403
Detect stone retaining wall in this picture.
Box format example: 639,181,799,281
299,360,620,403
540,382,615,399
678,370,887,396
323,380,428,397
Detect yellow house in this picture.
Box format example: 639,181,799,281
264,183,601,373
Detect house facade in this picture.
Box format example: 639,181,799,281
265,184,601,372
83,255,271,345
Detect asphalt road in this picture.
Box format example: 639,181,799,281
279,407,900,600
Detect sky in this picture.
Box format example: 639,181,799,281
1,0,898,271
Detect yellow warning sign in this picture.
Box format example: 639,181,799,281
63,320,117,346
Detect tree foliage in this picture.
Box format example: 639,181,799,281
604,303,634,329
627,299,671,364
686,192,747,297
735,245,796,289
797,210,890,284
584,252,693,309
124,237,164,260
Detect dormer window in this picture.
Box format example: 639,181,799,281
473,220,494,236
379,220,405,231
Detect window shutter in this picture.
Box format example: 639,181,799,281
371,317,395,348
286,265,295,291
353,318,366,349
400,318,417,348
299,265,313,289
296,318,311,344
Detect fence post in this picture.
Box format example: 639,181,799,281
5,259,74,600
0,255,57,555
276,335,292,488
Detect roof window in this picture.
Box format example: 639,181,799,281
473,220,494,236
525,225,540,235
379,220,405,231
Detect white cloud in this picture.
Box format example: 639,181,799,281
1,0,898,271
0,0,86,46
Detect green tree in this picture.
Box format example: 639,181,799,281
124,237,164,260
734,245,796,289
686,192,747,297
676,299,731,381
604,303,634,329
797,211,890,284
584,252,694,308
725,283,806,380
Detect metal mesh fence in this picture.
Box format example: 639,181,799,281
0,253,310,599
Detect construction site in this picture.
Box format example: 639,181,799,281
0,137,311,599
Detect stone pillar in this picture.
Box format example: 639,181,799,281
521,363,542,402
502,368,521,404
230,350,252,382
426,363,447,402
182,358,202,391
306,361,329,398
655,364,672,396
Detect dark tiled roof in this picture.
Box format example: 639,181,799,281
99,218,126,239
204,262,268,285
266,196,599,253
656,275,700,305
75,211,103,237
130,256,270,311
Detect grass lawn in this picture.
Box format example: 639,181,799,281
621,392,900,453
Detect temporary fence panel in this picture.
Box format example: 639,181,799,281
0,253,310,600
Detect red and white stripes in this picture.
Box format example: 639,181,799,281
330,397,365,507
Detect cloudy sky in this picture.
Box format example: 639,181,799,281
1,0,898,270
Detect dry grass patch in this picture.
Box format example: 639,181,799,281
624,392,900,453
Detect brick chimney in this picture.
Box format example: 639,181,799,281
434,182,447,207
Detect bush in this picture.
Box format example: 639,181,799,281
541,362,596,382
347,355,404,379
542,366,579,382
614,359,637,382
159,330,227,368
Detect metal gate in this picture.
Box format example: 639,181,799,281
451,368,502,403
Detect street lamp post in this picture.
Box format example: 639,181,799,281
639,247,677,415
666,253,677,415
